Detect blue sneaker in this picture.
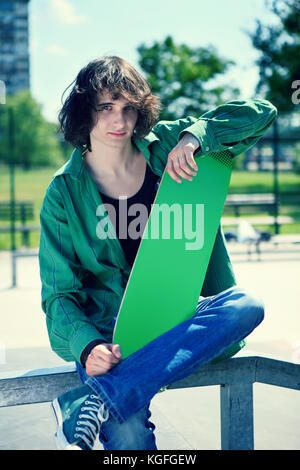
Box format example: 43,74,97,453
51,384,109,450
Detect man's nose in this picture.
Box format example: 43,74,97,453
113,110,126,126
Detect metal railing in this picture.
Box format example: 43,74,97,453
0,355,299,450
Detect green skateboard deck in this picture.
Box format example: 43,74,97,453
113,150,233,359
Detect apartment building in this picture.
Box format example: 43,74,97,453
0,0,30,96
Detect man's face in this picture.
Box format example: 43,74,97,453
90,90,138,149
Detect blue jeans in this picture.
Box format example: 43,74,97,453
76,285,264,450
76,366,157,450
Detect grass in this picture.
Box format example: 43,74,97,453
0,165,56,250
0,165,299,250
229,170,300,195
0,166,55,210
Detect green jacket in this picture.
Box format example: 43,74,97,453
39,98,277,364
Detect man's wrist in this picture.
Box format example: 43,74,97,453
180,131,201,152
80,340,105,367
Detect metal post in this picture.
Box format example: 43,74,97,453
220,382,254,450
273,119,280,235
8,106,17,288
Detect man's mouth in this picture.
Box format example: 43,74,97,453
108,131,127,137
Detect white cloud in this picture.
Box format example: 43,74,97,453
45,44,69,56
51,0,87,25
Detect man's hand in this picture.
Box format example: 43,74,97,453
85,343,122,376
166,133,200,183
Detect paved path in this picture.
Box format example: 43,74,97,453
0,244,300,450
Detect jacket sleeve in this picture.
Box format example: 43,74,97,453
152,98,278,159
39,182,106,363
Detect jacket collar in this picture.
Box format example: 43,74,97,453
52,131,160,181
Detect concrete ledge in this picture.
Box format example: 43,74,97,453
1,356,300,406
1,356,299,450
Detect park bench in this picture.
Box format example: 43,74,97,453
0,201,34,224
222,192,296,254
223,193,290,240
0,355,299,450
272,234,300,246
221,214,293,228
222,213,297,260
0,201,39,247
225,193,278,218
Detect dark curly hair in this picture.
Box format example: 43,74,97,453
58,56,162,151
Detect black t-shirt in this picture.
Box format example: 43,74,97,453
99,163,160,266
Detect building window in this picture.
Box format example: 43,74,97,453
1,3,14,12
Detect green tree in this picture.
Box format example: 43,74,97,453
137,36,240,120
0,90,64,169
248,0,300,112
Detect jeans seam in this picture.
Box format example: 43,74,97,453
85,376,125,424
76,362,125,424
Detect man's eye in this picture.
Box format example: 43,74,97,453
125,105,135,111
97,105,111,111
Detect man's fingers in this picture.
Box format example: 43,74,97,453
169,157,195,181
91,344,119,365
166,160,182,183
184,148,198,172
85,343,122,377
178,154,197,177
167,148,198,183
175,156,195,177
86,362,107,377
178,150,198,175
112,344,122,359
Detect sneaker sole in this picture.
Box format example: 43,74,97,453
51,398,82,450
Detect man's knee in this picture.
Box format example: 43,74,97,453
220,286,264,331
229,286,265,328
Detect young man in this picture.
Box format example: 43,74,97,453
39,56,277,450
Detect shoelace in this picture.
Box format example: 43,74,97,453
74,394,109,449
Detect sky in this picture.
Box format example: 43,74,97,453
28,0,278,123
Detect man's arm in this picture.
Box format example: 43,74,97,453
152,98,277,183
39,183,106,363
180,98,278,158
